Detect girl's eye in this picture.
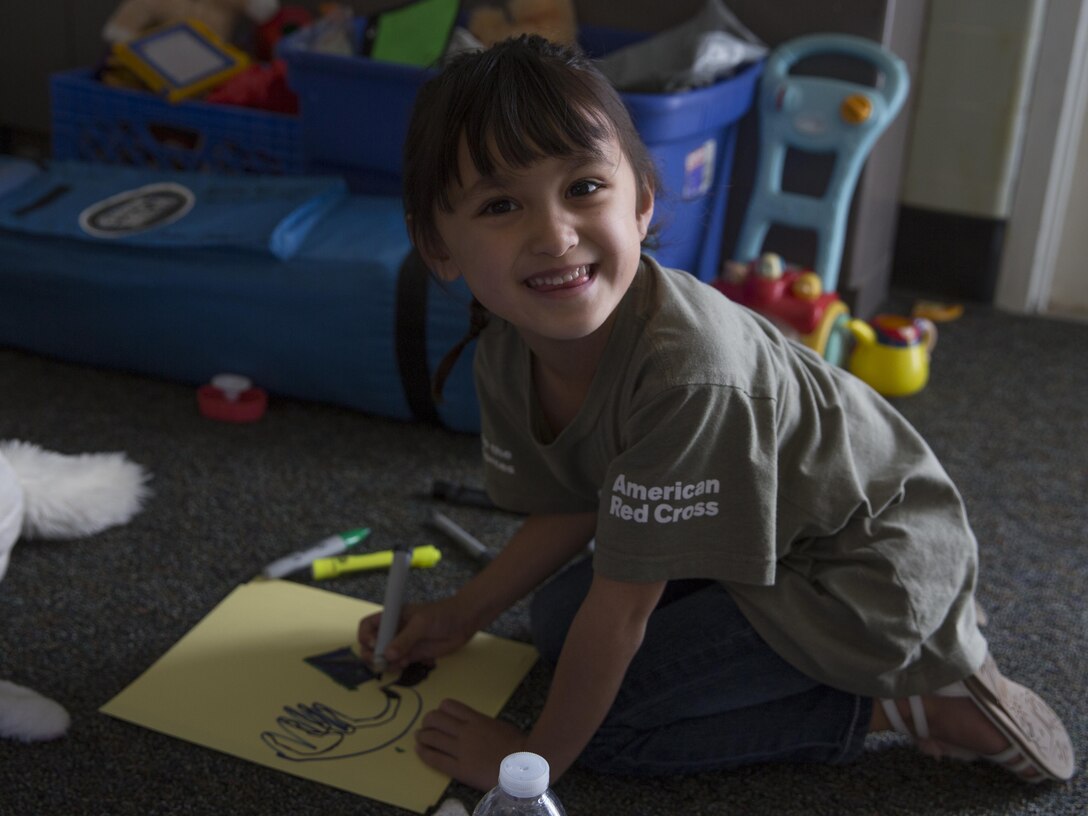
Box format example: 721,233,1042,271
481,198,517,216
569,179,603,198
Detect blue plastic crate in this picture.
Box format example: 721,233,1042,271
280,25,762,281
278,19,432,195
50,68,304,176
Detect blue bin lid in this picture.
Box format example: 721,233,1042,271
620,60,763,143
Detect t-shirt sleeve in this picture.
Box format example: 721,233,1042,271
593,382,780,586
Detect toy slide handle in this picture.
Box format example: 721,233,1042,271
765,33,909,113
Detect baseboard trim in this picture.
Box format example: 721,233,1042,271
892,206,1006,303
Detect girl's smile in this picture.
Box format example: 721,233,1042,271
524,264,593,292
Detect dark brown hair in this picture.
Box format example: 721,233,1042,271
404,35,659,400
403,33,658,255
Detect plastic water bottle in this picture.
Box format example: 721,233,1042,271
472,752,567,815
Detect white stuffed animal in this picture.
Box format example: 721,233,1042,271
0,440,150,742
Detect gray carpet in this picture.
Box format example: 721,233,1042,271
0,303,1085,815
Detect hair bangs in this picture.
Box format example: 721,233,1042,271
466,80,614,181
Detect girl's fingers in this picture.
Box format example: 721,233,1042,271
422,699,470,732
357,616,379,651
419,714,460,745
436,698,476,722
358,609,383,633
416,740,460,777
384,617,422,665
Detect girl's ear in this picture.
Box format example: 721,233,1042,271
407,215,460,282
636,185,656,241
418,239,460,282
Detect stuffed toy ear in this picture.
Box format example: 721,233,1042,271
0,681,71,743
0,441,151,540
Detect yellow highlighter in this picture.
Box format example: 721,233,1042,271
311,545,442,580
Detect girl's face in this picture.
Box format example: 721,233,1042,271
421,135,654,351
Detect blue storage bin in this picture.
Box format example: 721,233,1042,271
51,68,304,176
581,28,763,281
280,25,762,281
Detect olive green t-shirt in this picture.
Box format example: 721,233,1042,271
474,257,987,697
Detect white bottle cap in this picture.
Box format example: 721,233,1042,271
210,373,252,402
498,752,550,798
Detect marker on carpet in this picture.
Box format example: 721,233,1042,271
430,479,497,510
428,510,493,565
311,545,442,579
260,527,370,578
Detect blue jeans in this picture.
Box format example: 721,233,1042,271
529,557,872,776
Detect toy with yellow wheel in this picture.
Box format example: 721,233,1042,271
714,253,853,365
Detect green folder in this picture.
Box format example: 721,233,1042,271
366,0,461,67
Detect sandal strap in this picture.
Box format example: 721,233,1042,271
933,679,970,698
987,744,1023,764
983,740,1043,778
880,696,931,740
880,698,912,737
909,696,929,740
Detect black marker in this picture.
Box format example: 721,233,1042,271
431,479,496,509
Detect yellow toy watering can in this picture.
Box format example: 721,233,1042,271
847,314,937,397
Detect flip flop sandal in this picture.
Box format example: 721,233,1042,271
881,654,1076,783
960,654,1075,782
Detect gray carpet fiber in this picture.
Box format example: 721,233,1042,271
0,304,1085,814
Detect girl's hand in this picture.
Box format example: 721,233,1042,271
357,512,596,673
357,596,476,671
415,698,528,791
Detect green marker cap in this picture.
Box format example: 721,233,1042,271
339,527,371,547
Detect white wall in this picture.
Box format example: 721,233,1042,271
1048,81,1088,318
901,0,1044,219
996,0,1088,316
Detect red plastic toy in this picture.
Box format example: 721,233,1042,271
713,252,851,364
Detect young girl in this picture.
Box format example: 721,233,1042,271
356,35,1075,791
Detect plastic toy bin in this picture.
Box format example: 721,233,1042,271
281,26,763,281
50,68,304,176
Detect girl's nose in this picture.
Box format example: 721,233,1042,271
528,210,577,257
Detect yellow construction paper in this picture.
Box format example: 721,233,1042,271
100,580,538,813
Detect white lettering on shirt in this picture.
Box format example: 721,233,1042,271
482,435,515,474
608,473,720,524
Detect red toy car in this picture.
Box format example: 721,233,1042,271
713,252,851,364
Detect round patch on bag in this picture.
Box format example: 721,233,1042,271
79,182,195,238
